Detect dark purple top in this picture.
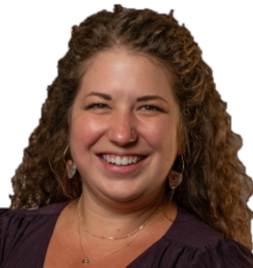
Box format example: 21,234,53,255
0,201,253,268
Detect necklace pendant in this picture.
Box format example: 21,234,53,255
82,258,90,265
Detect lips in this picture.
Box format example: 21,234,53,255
97,153,147,174
100,154,145,166
98,152,146,157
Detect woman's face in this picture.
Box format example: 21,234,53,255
70,49,181,205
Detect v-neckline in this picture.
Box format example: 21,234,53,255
126,205,182,267
41,200,182,268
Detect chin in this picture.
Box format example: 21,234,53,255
100,183,144,203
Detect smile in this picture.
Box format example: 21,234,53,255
101,154,145,166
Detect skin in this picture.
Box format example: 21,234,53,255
70,48,181,231
43,48,182,268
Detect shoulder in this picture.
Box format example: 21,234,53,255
157,206,253,267
187,238,253,268
0,201,70,235
0,208,8,236
0,201,70,233
165,205,224,247
1,201,71,217
0,201,70,266
0,200,70,235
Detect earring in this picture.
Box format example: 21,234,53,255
63,144,76,179
168,154,184,201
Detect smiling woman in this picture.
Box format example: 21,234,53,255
1,4,253,268
70,50,180,206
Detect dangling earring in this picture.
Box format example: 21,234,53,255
63,144,76,179
168,154,184,201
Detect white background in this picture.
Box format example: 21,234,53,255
0,0,252,246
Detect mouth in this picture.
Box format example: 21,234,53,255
99,154,147,166
97,153,148,174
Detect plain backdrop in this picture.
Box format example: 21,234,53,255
1,0,252,247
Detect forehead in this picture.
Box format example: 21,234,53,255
78,49,175,101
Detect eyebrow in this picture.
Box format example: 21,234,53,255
85,92,168,104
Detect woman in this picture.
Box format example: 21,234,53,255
1,4,253,267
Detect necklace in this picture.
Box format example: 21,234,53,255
77,195,163,264
78,194,163,240
78,217,139,265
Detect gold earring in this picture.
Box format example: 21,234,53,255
168,154,184,201
63,144,76,179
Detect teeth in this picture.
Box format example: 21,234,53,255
106,155,110,163
121,157,128,165
101,154,143,166
115,156,121,165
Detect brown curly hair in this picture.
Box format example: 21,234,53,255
10,5,253,251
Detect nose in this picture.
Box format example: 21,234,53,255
108,111,137,146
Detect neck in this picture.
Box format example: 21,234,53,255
77,187,166,239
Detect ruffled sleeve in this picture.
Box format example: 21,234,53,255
0,202,70,268
189,238,253,268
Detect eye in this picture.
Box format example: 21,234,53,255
140,105,163,112
86,103,109,109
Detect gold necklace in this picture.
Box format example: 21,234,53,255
77,195,163,264
78,194,163,240
78,217,139,265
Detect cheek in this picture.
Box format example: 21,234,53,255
142,117,179,153
70,113,105,157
